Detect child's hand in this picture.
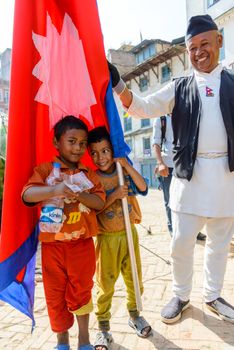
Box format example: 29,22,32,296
114,157,129,169
113,185,128,199
53,182,79,200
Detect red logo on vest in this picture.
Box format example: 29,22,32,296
206,86,214,97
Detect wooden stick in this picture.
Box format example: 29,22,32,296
116,161,143,311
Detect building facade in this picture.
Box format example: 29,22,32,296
0,48,11,114
110,39,190,187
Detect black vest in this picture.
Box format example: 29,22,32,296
171,69,234,181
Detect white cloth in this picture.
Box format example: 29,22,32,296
128,64,234,217
152,115,174,168
171,211,234,302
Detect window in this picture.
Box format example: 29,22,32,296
136,44,156,64
207,0,220,7
149,44,156,56
136,51,144,65
143,137,151,156
4,90,9,104
124,116,132,132
141,119,150,128
126,138,132,152
219,28,225,61
139,77,148,92
161,65,171,83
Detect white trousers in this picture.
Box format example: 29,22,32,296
171,211,234,302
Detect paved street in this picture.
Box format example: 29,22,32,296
0,189,234,350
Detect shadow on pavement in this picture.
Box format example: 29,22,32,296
148,328,182,349
112,329,182,350
190,305,234,347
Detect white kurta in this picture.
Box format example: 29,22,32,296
128,64,234,217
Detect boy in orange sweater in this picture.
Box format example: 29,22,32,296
22,116,105,350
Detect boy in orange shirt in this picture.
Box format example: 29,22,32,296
88,127,151,350
22,116,105,350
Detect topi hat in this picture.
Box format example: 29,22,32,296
186,14,218,40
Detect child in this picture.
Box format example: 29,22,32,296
22,116,105,350
88,127,152,350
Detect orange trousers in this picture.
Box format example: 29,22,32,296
41,238,95,332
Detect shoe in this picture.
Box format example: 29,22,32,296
197,232,206,241
128,316,152,338
161,297,190,324
94,331,113,350
79,345,94,350
54,345,70,350
206,297,234,323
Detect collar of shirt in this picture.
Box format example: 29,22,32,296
194,63,222,80
53,156,89,172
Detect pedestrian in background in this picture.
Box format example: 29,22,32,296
152,115,206,241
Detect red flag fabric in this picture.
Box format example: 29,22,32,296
1,0,110,262
0,0,114,323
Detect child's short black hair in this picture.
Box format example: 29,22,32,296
54,115,88,140
88,126,111,145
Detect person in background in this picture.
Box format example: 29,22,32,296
152,115,206,241
108,15,234,325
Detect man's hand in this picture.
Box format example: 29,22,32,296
155,163,169,177
107,60,126,95
107,61,120,87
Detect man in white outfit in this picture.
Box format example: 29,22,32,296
108,14,234,324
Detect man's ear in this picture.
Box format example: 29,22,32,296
53,137,59,149
217,32,223,48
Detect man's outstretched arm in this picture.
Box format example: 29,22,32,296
108,61,133,108
107,60,175,118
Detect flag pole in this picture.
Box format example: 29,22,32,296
116,161,143,311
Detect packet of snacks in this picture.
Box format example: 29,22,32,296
63,171,94,193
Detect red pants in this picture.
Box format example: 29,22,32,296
41,238,95,332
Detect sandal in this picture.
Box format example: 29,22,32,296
54,345,70,350
128,316,152,338
78,345,94,350
94,331,113,350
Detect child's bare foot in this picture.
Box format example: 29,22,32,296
56,330,69,348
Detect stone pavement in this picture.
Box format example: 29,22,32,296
0,189,234,350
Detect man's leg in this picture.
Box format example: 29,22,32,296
204,217,234,300
161,211,206,323
159,168,173,236
203,217,234,322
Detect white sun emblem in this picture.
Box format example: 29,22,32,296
32,13,96,127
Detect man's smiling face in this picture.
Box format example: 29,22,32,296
187,30,223,73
